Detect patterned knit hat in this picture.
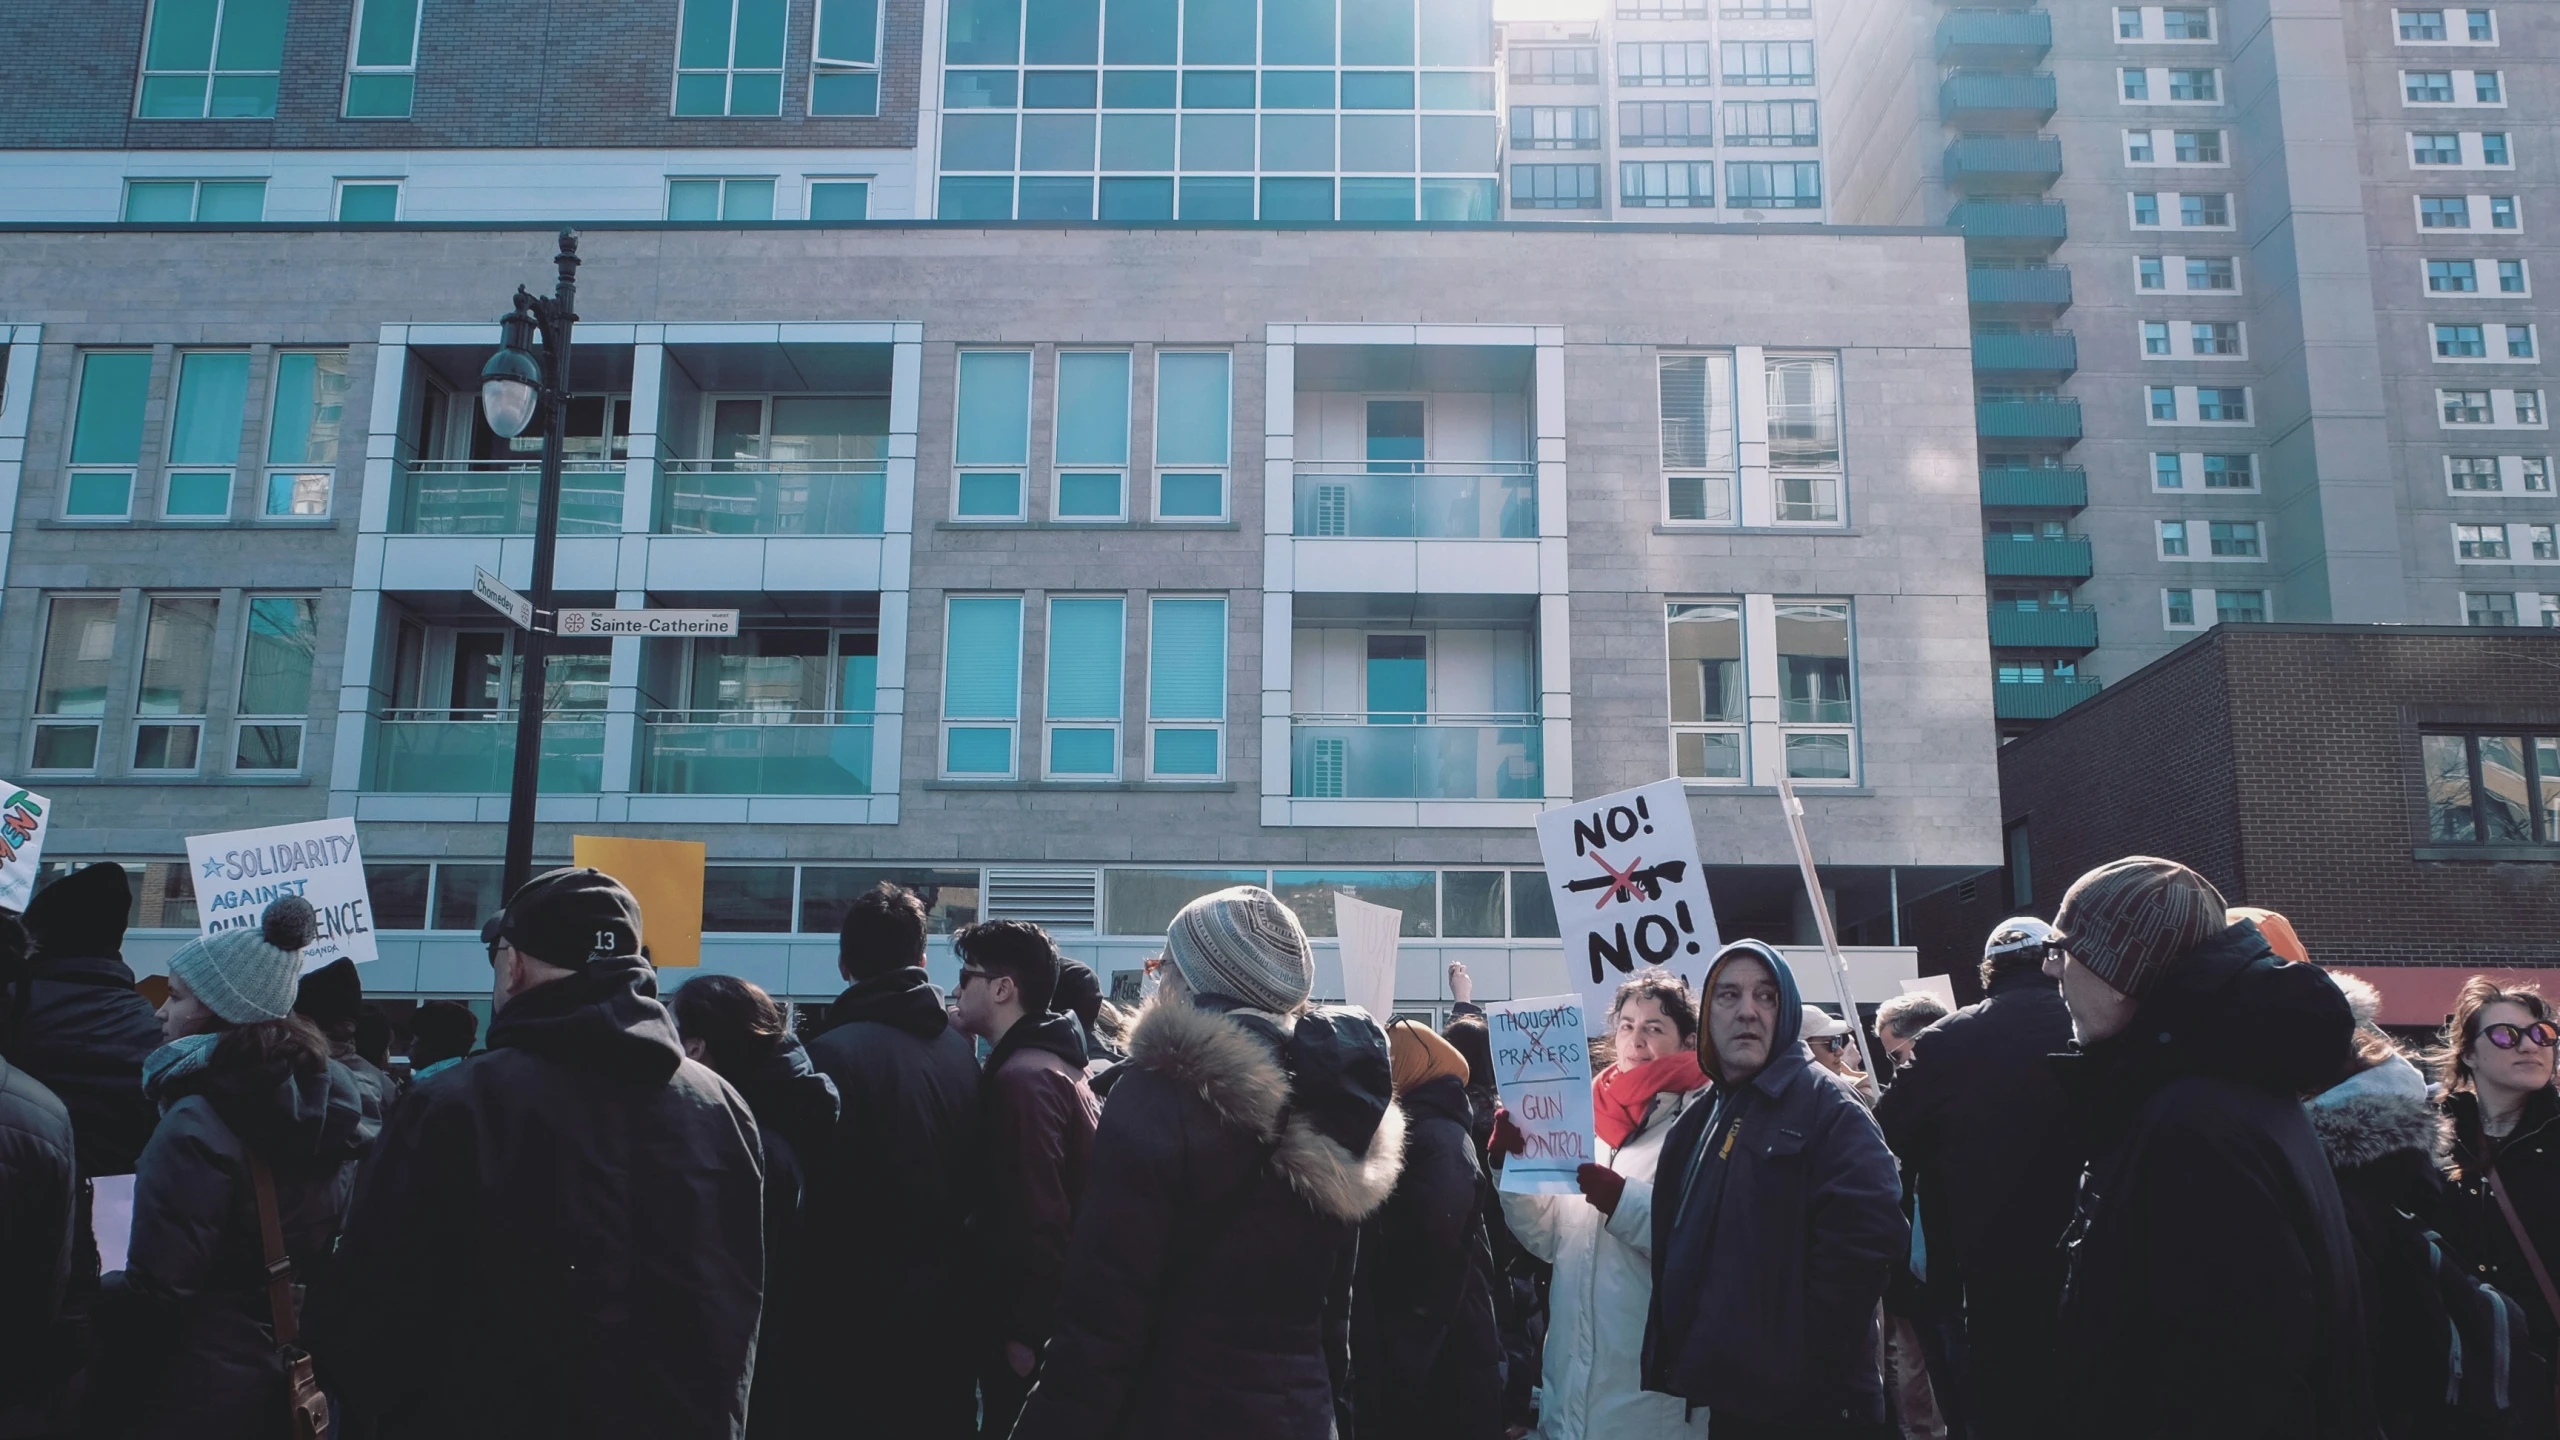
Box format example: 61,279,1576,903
167,896,319,1025
1166,885,1314,1014
2053,857,2228,1001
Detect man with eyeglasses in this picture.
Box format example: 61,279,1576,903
2042,857,2374,1440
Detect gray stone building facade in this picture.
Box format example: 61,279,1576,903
0,223,2001,1005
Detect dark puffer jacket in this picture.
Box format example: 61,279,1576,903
733,1035,841,1440
307,955,766,1440
1012,997,1406,1440
2052,922,2375,1440
2445,1086,2560,1357
0,1056,77,1439
1353,1073,1502,1440
101,1033,378,1440
3,862,161,1181
980,1008,1100,1355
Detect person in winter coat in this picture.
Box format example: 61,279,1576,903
306,868,765,1440
99,897,379,1440
2045,857,2374,1440
950,919,1100,1438
0,964,78,1440
1645,941,1908,1439
801,881,984,1440
670,973,843,1440
1493,968,1712,1440
1448,961,1546,1435
1012,885,1404,1440
2,862,163,1184
2440,977,2560,1377
1802,1005,1879,1108
294,957,401,1120
404,999,476,1082
1356,1019,1502,1440
1873,917,2079,1440
1055,959,1126,1074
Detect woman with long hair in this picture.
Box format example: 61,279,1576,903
2439,977,2560,1385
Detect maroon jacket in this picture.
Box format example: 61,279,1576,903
984,1010,1101,1347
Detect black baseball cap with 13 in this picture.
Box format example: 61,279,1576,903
498,866,644,969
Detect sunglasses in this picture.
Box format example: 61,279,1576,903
2482,1021,2560,1051
1813,1035,1850,1052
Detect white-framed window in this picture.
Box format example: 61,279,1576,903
807,178,871,219
2439,388,2545,427
1044,596,1126,780
953,350,1032,521
1776,600,1856,783
138,0,285,118
2163,588,2200,628
2159,519,2191,556
674,0,786,116
2434,322,2535,361
2444,454,2552,493
2136,253,2239,292
1720,41,1814,86
1152,351,1230,522
133,595,218,773
2127,128,2225,164
2149,385,2252,424
2463,591,2521,625
1519,104,1605,149
1618,41,1715,86
1053,350,1132,523
161,350,248,520
2122,66,2220,103
1667,599,1746,782
2191,321,2245,357
344,0,422,117
2396,8,2496,44
1660,352,1737,524
812,0,882,115
334,179,402,221
942,594,1024,777
2411,131,2512,168
122,178,266,222
2126,129,2157,163
667,176,778,220
2455,522,2510,559
64,351,150,520
2131,191,2230,228
234,594,318,771
1721,100,1816,147
1767,354,1843,523
264,351,347,519
2427,257,2481,292
2115,6,2217,41
2214,589,2267,622
2151,452,2259,490
31,596,121,773
1146,596,1227,780
2417,194,2521,230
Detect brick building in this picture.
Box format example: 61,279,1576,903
1911,621,2560,1019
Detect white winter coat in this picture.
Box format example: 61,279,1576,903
1499,1085,1712,1440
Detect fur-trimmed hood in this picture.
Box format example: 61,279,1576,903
2305,1056,2451,1172
1127,994,1406,1224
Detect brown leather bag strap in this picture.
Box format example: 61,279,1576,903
2486,1164,2560,1420
247,1152,299,1350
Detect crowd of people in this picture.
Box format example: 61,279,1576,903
0,851,2553,1440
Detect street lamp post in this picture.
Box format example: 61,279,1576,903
478,229,581,898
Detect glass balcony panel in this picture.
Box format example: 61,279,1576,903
659,459,889,536
1292,463,1537,539
642,710,875,794
369,712,605,792
395,461,625,535
1289,718,1543,799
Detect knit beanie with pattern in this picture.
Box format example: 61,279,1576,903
1165,885,1314,1015
2053,857,2228,1001
166,896,318,1025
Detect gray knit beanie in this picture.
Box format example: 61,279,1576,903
1166,885,1315,1014
167,896,318,1025
2052,857,2228,1001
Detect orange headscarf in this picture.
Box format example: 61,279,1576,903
1388,1020,1473,1096
2227,906,2309,964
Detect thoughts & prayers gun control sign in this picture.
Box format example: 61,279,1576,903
1487,995,1598,1195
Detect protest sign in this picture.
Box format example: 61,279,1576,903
573,835,706,966
186,817,378,969
1534,777,1723,1024
1486,995,1598,1195
1334,892,1400,1020
0,785,51,910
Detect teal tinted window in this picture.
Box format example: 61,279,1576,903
1022,113,1098,167
1100,176,1175,217
1048,598,1126,719
1057,352,1132,465
809,180,871,219
1018,176,1096,217
1419,0,1491,65
1261,177,1334,219
945,597,1024,718
946,69,1021,106
1155,352,1231,464
336,182,399,220
1264,0,1337,64
948,0,1024,62
1149,598,1228,720
1026,0,1101,62
1057,472,1124,515
1341,176,1415,218
1024,69,1099,106
1181,113,1256,168
1104,0,1178,62
1340,114,1414,169
193,180,266,221
266,352,348,466
957,352,1034,466
1421,177,1495,219
1101,113,1177,168
1341,70,1415,107
140,0,285,118
1419,71,1493,109
71,354,152,466
1182,0,1256,62
1342,0,1415,66
939,176,1016,217
1180,176,1254,218
1263,69,1335,107
1158,471,1223,515
1182,70,1255,107
169,352,249,465
943,113,1020,167
814,0,882,112
1262,113,1334,169
1102,68,1176,105
123,181,196,221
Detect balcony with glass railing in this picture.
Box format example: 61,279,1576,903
1289,715,1543,800
367,711,606,792
641,710,876,794
657,459,888,536
1292,462,1537,539
393,460,626,536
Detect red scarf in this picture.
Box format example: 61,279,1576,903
1592,1052,1710,1149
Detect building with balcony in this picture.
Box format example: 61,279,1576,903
0,222,2002,1011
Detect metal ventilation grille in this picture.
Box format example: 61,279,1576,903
984,868,1100,932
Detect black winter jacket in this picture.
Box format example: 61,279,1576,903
307,955,766,1440
2052,922,2376,1440
2,950,163,1179
1874,966,2078,1306
1645,942,1908,1429
102,1037,377,1440
734,1036,840,1440
2446,1086,2560,1353
0,1057,76,1439
1353,1073,1502,1440
1013,998,1406,1440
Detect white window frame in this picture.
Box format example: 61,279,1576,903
665,175,780,221
2125,128,2227,166
1051,349,1133,525
262,349,345,520
2438,388,2547,429
2162,587,2204,629
333,177,404,222
940,593,1024,780
233,593,320,774
2432,322,2536,363
162,349,248,523
342,0,425,118
2186,319,2247,359
953,349,1034,523
1772,598,1858,787
131,593,220,775
1149,350,1232,525
810,0,885,117
671,0,787,117
2395,8,2496,45
1665,599,1749,785
2148,384,2253,425
121,177,268,223
136,0,283,120
2114,5,2218,42
804,176,873,219
1042,595,1126,782
1658,350,1740,528
30,594,120,775
2121,66,2223,104
1765,352,1847,528
1144,594,1228,783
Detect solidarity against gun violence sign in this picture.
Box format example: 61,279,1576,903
1486,995,1597,1195
186,817,379,969
1534,777,1724,1025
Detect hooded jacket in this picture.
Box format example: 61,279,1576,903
1354,1071,1503,1440
101,1030,378,1440
2445,1084,2560,1353
0,1057,76,1440
3,864,163,1181
1012,995,1406,1440
1644,941,1908,1429
306,955,765,1440
2051,921,2374,1440
733,1036,840,1440
981,1007,1100,1353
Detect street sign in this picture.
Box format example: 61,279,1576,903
472,567,537,631
555,608,741,638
